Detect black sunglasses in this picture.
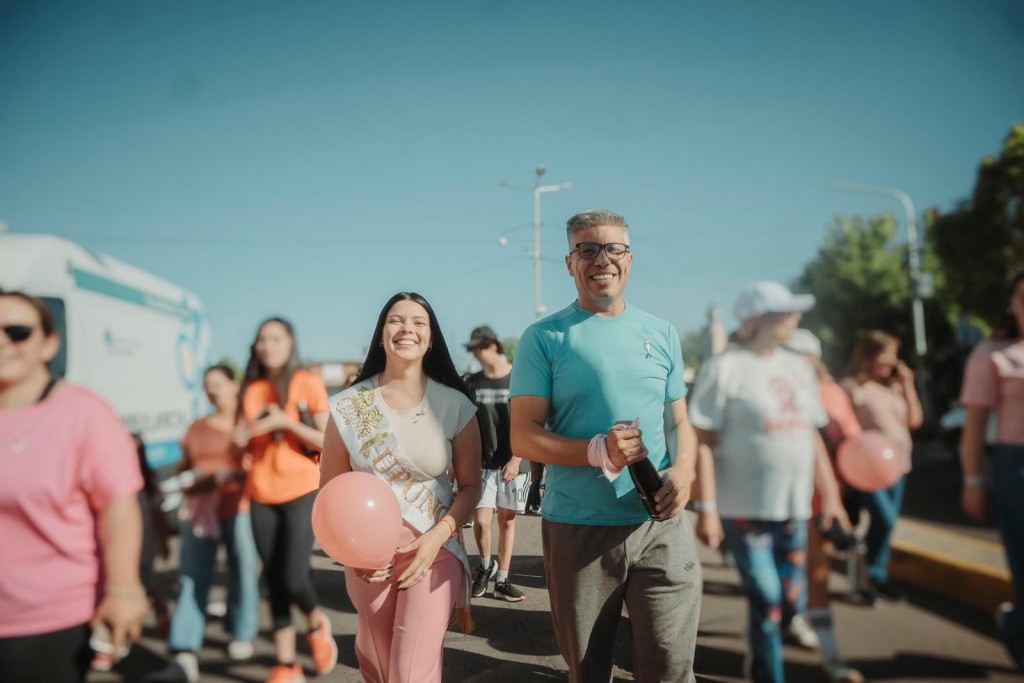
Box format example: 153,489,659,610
2,325,35,343
570,242,631,261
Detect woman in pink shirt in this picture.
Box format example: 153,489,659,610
960,272,1024,672
0,291,148,683
841,331,923,603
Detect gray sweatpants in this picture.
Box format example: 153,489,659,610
542,514,702,683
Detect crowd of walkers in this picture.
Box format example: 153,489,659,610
0,211,1021,683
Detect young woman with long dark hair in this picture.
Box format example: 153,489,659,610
841,331,923,603
320,292,482,683
237,318,335,683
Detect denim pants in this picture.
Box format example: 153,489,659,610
993,444,1024,668
722,518,808,683
858,475,907,584
168,513,261,653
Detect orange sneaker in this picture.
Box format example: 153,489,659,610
307,613,338,675
265,662,305,683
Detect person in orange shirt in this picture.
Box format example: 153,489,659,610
237,318,335,683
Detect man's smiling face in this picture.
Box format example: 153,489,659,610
565,224,633,313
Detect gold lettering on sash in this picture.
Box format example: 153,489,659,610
360,432,389,458
402,484,436,515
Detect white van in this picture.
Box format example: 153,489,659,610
0,233,213,471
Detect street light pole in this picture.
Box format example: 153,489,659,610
502,166,572,319
829,182,927,357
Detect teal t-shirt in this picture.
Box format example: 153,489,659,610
509,301,688,525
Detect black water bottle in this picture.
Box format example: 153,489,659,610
630,457,664,518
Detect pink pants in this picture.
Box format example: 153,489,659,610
344,525,462,683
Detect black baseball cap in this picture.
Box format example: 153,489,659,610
465,325,498,350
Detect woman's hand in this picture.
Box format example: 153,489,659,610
250,404,291,436
395,526,448,590
92,589,148,660
231,424,252,448
695,511,724,549
353,564,393,584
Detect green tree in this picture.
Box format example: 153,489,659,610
501,337,518,364
932,123,1024,331
794,214,950,372
680,330,703,374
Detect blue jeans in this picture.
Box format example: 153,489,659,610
168,513,260,653
858,475,907,584
722,518,808,683
993,445,1024,668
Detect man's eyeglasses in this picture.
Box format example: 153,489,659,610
570,242,631,261
1,325,35,343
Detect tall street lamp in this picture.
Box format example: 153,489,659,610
501,166,572,319
829,182,928,357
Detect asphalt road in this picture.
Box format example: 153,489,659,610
92,512,1023,683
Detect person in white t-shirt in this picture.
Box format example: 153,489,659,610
689,281,849,683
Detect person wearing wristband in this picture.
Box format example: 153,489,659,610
0,291,148,683
960,272,1024,672
510,210,701,683
689,282,850,683
320,292,482,683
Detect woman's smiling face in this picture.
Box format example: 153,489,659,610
382,299,432,364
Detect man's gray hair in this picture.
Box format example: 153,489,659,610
565,209,629,242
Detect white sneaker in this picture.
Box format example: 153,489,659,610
784,614,820,650
227,640,255,661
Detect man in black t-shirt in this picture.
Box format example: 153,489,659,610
465,326,529,602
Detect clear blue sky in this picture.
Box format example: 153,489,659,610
2,0,1022,370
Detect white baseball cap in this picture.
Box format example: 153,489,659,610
783,328,822,358
734,281,815,322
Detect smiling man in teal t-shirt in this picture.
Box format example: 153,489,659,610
510,209,702,683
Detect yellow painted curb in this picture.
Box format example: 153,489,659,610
889,521,1012,612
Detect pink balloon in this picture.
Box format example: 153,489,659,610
312,471,402,569
837,430,903,492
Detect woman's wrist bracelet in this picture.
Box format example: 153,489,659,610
964,475,986,487
692,501,718,513
438,516,457,539
105,585,146,599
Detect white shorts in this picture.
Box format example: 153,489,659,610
477,469,531,513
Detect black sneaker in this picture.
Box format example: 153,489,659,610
871,580,904,601
471,563,497,598
855,583,881,606
494,580,526,602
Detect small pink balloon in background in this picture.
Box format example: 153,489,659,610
312,471,402,569
837,430,903,492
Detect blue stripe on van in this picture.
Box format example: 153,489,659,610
146,440,183,469
71,268,195,320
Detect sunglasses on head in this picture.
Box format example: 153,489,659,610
2,325,35,343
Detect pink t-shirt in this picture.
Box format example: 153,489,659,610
960,339,1024,445
841,378,913,475
0,385,142,637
